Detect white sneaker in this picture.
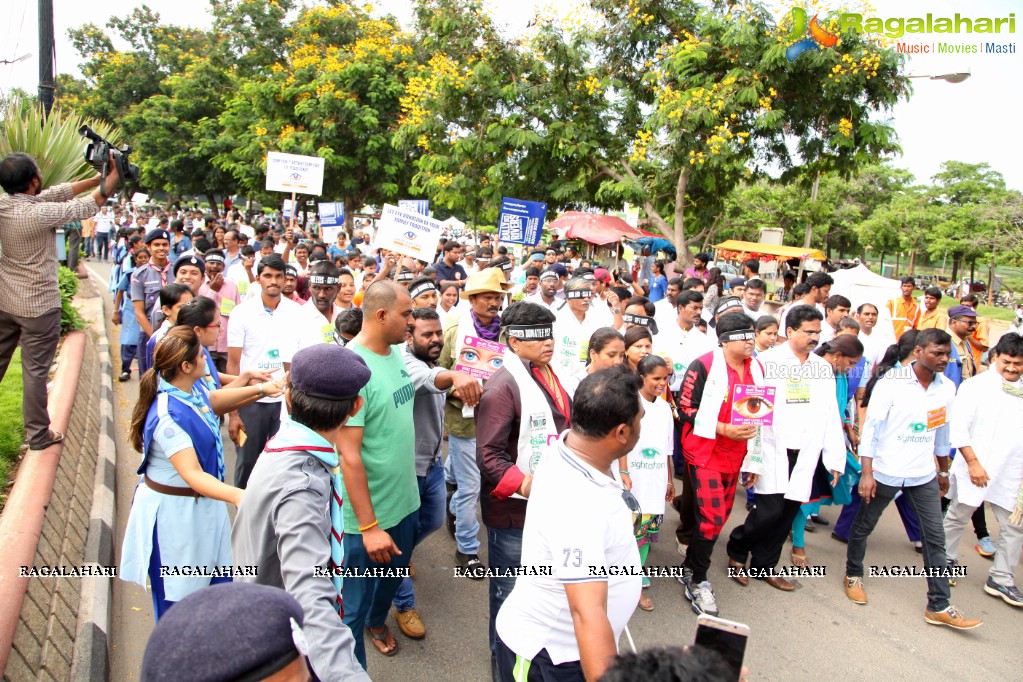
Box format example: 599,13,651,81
685,580,719,616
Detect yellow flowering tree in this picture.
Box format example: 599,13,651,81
211,3,416,227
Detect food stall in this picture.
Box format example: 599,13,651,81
713,240,828,311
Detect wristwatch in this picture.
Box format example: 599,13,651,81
936,471,950,478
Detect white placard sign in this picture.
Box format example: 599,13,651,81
374,204,444,262
265,152,326,196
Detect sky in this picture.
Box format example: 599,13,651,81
2,0,1020,189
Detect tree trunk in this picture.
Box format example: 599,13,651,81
894,251,901,277
908,250,916,275
987,244,997,306
879,252,884,273
969,258,976,295
802,172,821,250
671,166,693,267
950,255,960,283
205,194,220,218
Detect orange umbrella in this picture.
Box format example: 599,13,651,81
548,211,644,245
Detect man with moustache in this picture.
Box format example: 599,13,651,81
228,254,301,487
390,308,482,639
525,269,560,312
296,261,343,349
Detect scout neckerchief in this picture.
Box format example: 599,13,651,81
263,417,346,613
157,378,224,480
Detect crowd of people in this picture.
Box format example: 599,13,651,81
4,151,1022,681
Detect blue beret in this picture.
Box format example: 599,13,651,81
549,263,568,278
145,229,170,244
173,255,205,277
947,304,977,319
141,583,307,682
291,344,371,400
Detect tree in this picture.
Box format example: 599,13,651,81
211,3,416,229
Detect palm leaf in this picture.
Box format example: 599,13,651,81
0,100,122,191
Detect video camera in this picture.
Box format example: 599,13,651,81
79,125,139,190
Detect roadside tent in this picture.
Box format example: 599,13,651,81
830,264,900,344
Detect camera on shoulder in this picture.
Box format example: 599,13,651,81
79,125,139,189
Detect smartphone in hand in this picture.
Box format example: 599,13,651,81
694,615,749,681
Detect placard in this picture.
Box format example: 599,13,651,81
374,203,444,261
398,199,430,216
266,152,325,196
318,202,345,243
282,199,293,220
730,385,776,426
455,335,506,381
498,197,547,245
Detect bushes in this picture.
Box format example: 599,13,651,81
58,265,86,333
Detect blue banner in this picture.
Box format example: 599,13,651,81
497,197,547,246
318,202,345,227
398,199,430,216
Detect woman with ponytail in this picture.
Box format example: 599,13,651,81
120,327,285,620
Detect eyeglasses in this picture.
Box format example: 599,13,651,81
205,321,222,329
621,488,642,536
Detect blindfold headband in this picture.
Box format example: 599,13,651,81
204,254,225,265
506,324,554,341
396,271,414,281
566,288,591,300
307,274,339,286
718,330,756,344
539,271,559,281
285,266,299,278
622,312,658,335
410,282,438,300
501,261,513,272
715,297,743,315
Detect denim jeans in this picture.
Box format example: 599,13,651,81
393,459,447,612
342,511,418,670
846,476,950,612
487,526,523,655
447,435,481,554
94,231,110,261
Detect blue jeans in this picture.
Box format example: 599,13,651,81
393,459,446,612
94,231,110,260
487,526,523,655
342,510,418,670
447,435,481,554
834,484,921,542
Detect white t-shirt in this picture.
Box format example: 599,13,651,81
226,297,301,403
94,212,115,234
295,302,341,350
496,440,641,665
625,396,674,514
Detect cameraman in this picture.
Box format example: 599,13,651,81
0,151,120,450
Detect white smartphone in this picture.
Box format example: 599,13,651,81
694,615,750,680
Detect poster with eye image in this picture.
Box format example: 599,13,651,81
730,385,776,426
455,335,506,382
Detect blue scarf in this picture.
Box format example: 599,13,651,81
264,418,346,613
149,378,224,481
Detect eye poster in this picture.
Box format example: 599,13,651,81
730,385,776,426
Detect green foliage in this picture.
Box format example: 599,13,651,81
58,266,86,333
0,348,24,503
0,100,120,188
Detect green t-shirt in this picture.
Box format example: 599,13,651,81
342,342,420,532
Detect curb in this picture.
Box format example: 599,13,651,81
0,332,86,676
71,282,116,682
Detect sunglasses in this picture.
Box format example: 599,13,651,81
621,488,642,536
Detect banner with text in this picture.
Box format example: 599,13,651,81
374,203,444,261
266,152,326,196
497,197,547,245
318,202,345,243
398,199,430,216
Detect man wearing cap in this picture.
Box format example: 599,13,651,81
552,277,605,377
525,269,560,312
946,305,982,386
296,261,343,349
228,254,302,488
390,307,482,639
337,281,419,665
141,582,328,681
131,228,173,374
173,254,206,295
198,249,240,374
477,301,571,673
0,151,120,450
231,344,371,681
434,240,468,290
439,269,513,576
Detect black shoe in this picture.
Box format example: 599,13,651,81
746,502,755,512
810,514,829,526
805,517,817,533
118,371,130,382
456,551,485,580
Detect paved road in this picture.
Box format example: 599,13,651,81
88,261,1019,681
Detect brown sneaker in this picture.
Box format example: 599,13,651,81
394,608,426,639
844,576,867,604
924,606,982,630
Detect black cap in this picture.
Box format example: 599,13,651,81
291,345,371,400
141,582,308,682
173,255,205,278
145,229,170,244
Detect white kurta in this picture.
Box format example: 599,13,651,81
551,304,603,377
746,343,846,501
625,396,674,515
949,370,1023,509
657,324,715,392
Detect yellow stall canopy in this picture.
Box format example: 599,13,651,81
714,240,827,262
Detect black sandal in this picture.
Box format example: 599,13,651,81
29,430,64,450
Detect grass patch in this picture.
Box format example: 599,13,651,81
0,349,24,499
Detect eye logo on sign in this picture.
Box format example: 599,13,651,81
290,172,302,179
402,231,418,240
910,422,927,433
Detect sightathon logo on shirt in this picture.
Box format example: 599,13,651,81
257,348,282,371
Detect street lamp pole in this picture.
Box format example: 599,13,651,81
906,72,971,83
0,53,31,65
38,0,55,118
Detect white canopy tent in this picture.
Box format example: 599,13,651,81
829,264,900,345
